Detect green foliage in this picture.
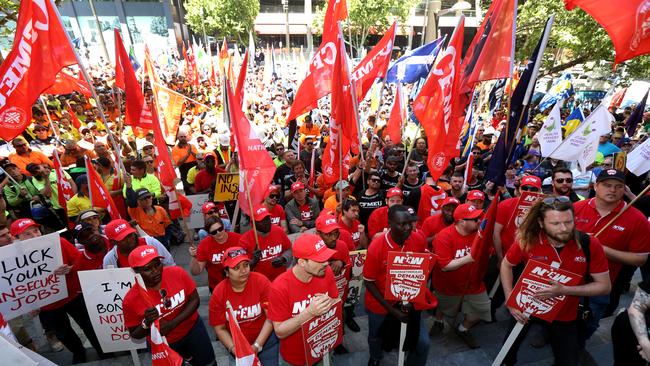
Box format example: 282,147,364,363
184,0,259,44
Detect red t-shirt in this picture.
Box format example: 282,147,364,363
421,214,452,241
416,184,447,224
196,232,242,288
338,218,362,248
240,226,291,281
268,204,286,227
70,239,111,292
505,235,609,322
329,239,351,302
194,170,218,193
267,267,339,366
496,197,519,255
574,198,650,282
362,230,427,315
432,225,484,295
299,203,315,222
42,238,81,311
122,266,199,343
368,206,389,238
208,272,271,344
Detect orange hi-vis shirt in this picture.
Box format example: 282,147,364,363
127,206,171,237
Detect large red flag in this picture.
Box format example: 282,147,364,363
351,22,396,102
85,157,121,220
226,81,276,216
385,84,404,144
565,0,650,64
227,306,262,366
235,51,249,106
114,29,154,130
45,71,92,97
287,0,348,121
413,17,465,181
459,0,516,93
0,0,77,141
469,192,500,285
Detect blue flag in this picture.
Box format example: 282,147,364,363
538,72,574,111
385,36,445,83
626,89,648,137
563,106,584,127
129,45,141,71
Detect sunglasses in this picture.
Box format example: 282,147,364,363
209,226,225,235
268,194,280,199
159,289,172,309
542,196,571,207
306,142,314,146
463,218,480,222
227,248,248,258
369,178,381,182
206,209,218,215
554,178,573,184
14,144,27,148
520,186,539,192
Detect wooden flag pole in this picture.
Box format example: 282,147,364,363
594,183,650,238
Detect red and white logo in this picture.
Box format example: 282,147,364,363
0,107,26,128
631,1,650,51
141,248,155,257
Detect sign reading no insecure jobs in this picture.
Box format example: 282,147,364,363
214,173,239,202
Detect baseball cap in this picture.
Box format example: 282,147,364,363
596,169,625,183
316,215,340,233
128,245,163,268
74,222,95,239
333,180,350,190
78,209,100,221
223,247,250,268
453,203,484,221
252,205,270,221
386,187,403,198
467,190,485,201
293,234,337,262
105,219,137,241
441,196,461,207
266,185,280,197
142,141,154,148
520,175,542,189
10,218,39,236
389,205,419,222
218,134,230,147
136,188,153,200
291,181,305,192
202,202,218,214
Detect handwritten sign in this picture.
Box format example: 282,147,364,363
78,268,147,353
614,151,627,172
385,251,431,303
186,194,210,229
506,260,582,322
301,299,343,366
507,191,544,228
344,250,366,307
214,173,239,202
0,233,67,320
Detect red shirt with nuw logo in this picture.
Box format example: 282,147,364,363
299,203,314,222
241,225,291,281
338,217,362,248
196,232,242,288
267,267,338,366
432,225,484,296
574,198,650,282
268,204,286,227
209,272,271,343
505,235,609,321
122,266,198,343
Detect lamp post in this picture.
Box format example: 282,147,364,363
423,0,472,44
282,0,290,52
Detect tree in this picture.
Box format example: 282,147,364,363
184,0,259,44
312,0,418,58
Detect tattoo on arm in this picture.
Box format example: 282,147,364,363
629,287,650,339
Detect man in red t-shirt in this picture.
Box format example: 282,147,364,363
368,187,404,239
241,205,291,281
466,190,485,209
267,234,340,366
338,199,369,249
263,185,289,233
102,219,175,269
421,196,460,247
123,245,216,365
431,204,489,348
363,205,430,366
500,196,610,366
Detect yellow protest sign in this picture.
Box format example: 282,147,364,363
214,173,239,202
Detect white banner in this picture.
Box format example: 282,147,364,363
0,233,66,320
550,104,613,163
538,101,563,157
186,194,211,229
78,268,146,353
627,138,650,176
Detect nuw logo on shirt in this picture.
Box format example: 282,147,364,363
291,293,325,316
455,247,471,259
211,253,223,264
156,289,185,314
261,245,283,260
531,267,573,284
232,303,262,322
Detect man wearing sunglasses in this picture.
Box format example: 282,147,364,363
102,219,175,269
241,205,291,281
263,185,289,233
8,136,53,175
551,168,583,202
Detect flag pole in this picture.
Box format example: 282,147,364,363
594,183,650,237
38,96,61,142
83,156,94,208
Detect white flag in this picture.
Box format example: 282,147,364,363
538,101,563,157
550,104,614,163
627,138,650,176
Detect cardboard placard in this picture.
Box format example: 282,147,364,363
214,173,239,202
507,191,545,228
506,260,582,322
186,194,211,229
78,268,147,353
301,299,343,366
344,250,366,307
614,151,627,172
384,251,431,303
0,233,67,320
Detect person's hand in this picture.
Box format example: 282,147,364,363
159,319,174,335
507,306,529,324
306,294,335,317
637,339,650,362
271,256,287,268
19,188,28,197
535,280,566,300
357,224,365,233
300,226,308,233
0,196,6,214
289,218,302,226
389,305,410,323
397,175,404,187
358,160,367,170
251,249,262,266
329,260,344,275
123,173,132,188
188,245,197,257
54,264,72,276
143,307,159,327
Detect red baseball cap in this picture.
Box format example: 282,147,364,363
105,219,137,241
293,234,337,262
253,205,270,221
316,215,340,233
453,203,484,221
266,185,280,198
441,197,461,207
223,246,250,268
521,175,542,189
467,190,485,201
386,187,403,198
291,181,305,192
10,218,39,236
202,202,217,214
128,245,163,268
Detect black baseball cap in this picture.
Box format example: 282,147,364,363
136,188,153,200
596,169,625,183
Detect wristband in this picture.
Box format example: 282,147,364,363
253,342,261,351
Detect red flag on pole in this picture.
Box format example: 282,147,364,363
413,17,465,181
352,22,396,102
235,51,249,106
45,71,92,97
385,84,404,144
65,103,82,131
114,29,154,130
150,319,183,366
85,157,121,220
469,192,500,285
227,305,262,366
565,0,650,64
53,151,74,218
0,0,78,141
187,44,200,87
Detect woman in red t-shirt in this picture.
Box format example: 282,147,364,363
209,247,278,365
189,216,241,290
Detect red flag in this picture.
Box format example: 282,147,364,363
185,43,199,87
227,306,262,366
45,71,92,97
226,80,276,216
114,29,154,130
287,0,348,121
150,320,183,366
0,0,77,141
566,0,650,64
413,17,465,181
235,51,249,106
385,84,404,144
469,192,500,285
65,103,82,130
53,151,74,217
85,157,121,220
352,22,396,102
459,0,516,93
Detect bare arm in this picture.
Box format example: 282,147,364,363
272,295,335,339
493,223,504,261
629,287,650,353
603,247,648,267
441,254,474,272
189,257,206,276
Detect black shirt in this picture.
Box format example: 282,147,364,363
356,190,385,227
